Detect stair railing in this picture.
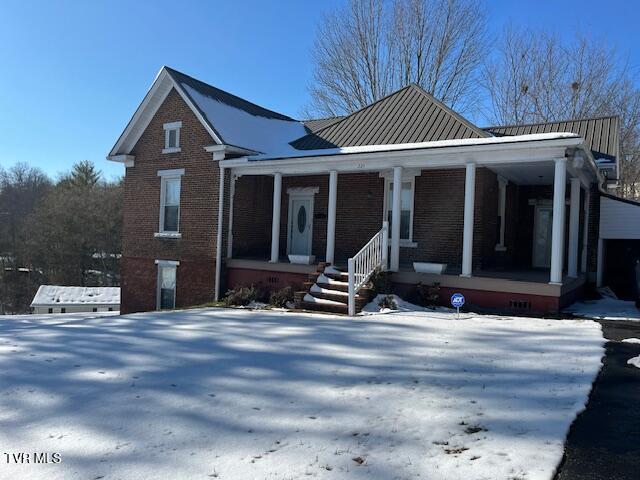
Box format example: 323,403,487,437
347,221,389,316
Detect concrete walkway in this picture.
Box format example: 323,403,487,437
555,319,640,480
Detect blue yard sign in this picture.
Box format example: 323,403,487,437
451,293,465,308
451,293,465,318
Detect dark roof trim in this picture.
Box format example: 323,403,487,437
600,192,640,207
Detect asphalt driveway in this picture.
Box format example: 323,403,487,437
555,319,640,480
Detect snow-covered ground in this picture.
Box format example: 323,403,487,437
565,297,640,322
0,308,603,480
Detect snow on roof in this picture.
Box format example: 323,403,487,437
178,81,307,155
31,285,120,307
247,132,581,161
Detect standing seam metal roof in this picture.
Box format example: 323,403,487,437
290,84,489,150
485,116,619,161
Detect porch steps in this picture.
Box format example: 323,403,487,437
296,264,373,315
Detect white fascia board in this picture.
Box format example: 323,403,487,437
108,69,173,157
204,144,259,161
224,136,583,177
155,259,180,266
108,67,223,159
106,154,135,168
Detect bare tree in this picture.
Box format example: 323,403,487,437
306,0,487,117
483,27,640,198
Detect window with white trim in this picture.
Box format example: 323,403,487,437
157,169,184,235
156,261,177,310
163,121,182,153
384,179,415,242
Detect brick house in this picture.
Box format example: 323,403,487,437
108,66,626,315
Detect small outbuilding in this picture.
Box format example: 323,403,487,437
30,285,120,314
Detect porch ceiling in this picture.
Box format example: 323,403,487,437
490,161,556,185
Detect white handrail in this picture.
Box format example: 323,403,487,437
347,221,389,316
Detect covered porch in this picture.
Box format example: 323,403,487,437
218,134,599,312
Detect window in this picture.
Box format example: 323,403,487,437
496,177,508,251
92,307,98,313
48,308,53,314
163,121,182,153
61,308,66,314
384,179,415,242
156,169,184,236
161,177,180,232
156,261,178,310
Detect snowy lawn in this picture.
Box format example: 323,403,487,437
0,308,603,480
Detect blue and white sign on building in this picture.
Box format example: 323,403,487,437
451,293,465,308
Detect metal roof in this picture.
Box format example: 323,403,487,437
302,116,344,132
291,84,489,150
485,116,620,163
165,67,297,122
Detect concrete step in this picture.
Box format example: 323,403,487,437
316,281,348,293
308,290,368,306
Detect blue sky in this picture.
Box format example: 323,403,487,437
1,0,638,179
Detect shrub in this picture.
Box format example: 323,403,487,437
378,294,398,310
407,282,440,307
223,285,262,306
269,286,294,308
369,267,393,293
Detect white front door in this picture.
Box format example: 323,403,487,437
533,205,553,268
288,197,313,255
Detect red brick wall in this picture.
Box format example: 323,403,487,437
231,168,500,271
226,268,308,295
475,168,499,270
231,175,273,258
335,173,385,261
121,88,221,313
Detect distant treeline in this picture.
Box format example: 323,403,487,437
0,161,122,313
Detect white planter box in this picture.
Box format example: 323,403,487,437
288,254,316,265
413,262,447,274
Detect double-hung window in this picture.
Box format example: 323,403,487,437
157,169,185,237
163,121,182,154
384,178,415,243
156,260,178,310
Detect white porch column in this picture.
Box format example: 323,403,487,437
214,166,226,301
270,172,282,263
581,187,590,273
461,162,476,277
390,166,402,272
550,158,567,284
567,178,581,277
326,170,338,264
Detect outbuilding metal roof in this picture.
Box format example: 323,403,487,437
485,116,620,163
291,84,489,150
31,285,120,307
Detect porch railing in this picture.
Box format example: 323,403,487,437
347,221,389,316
